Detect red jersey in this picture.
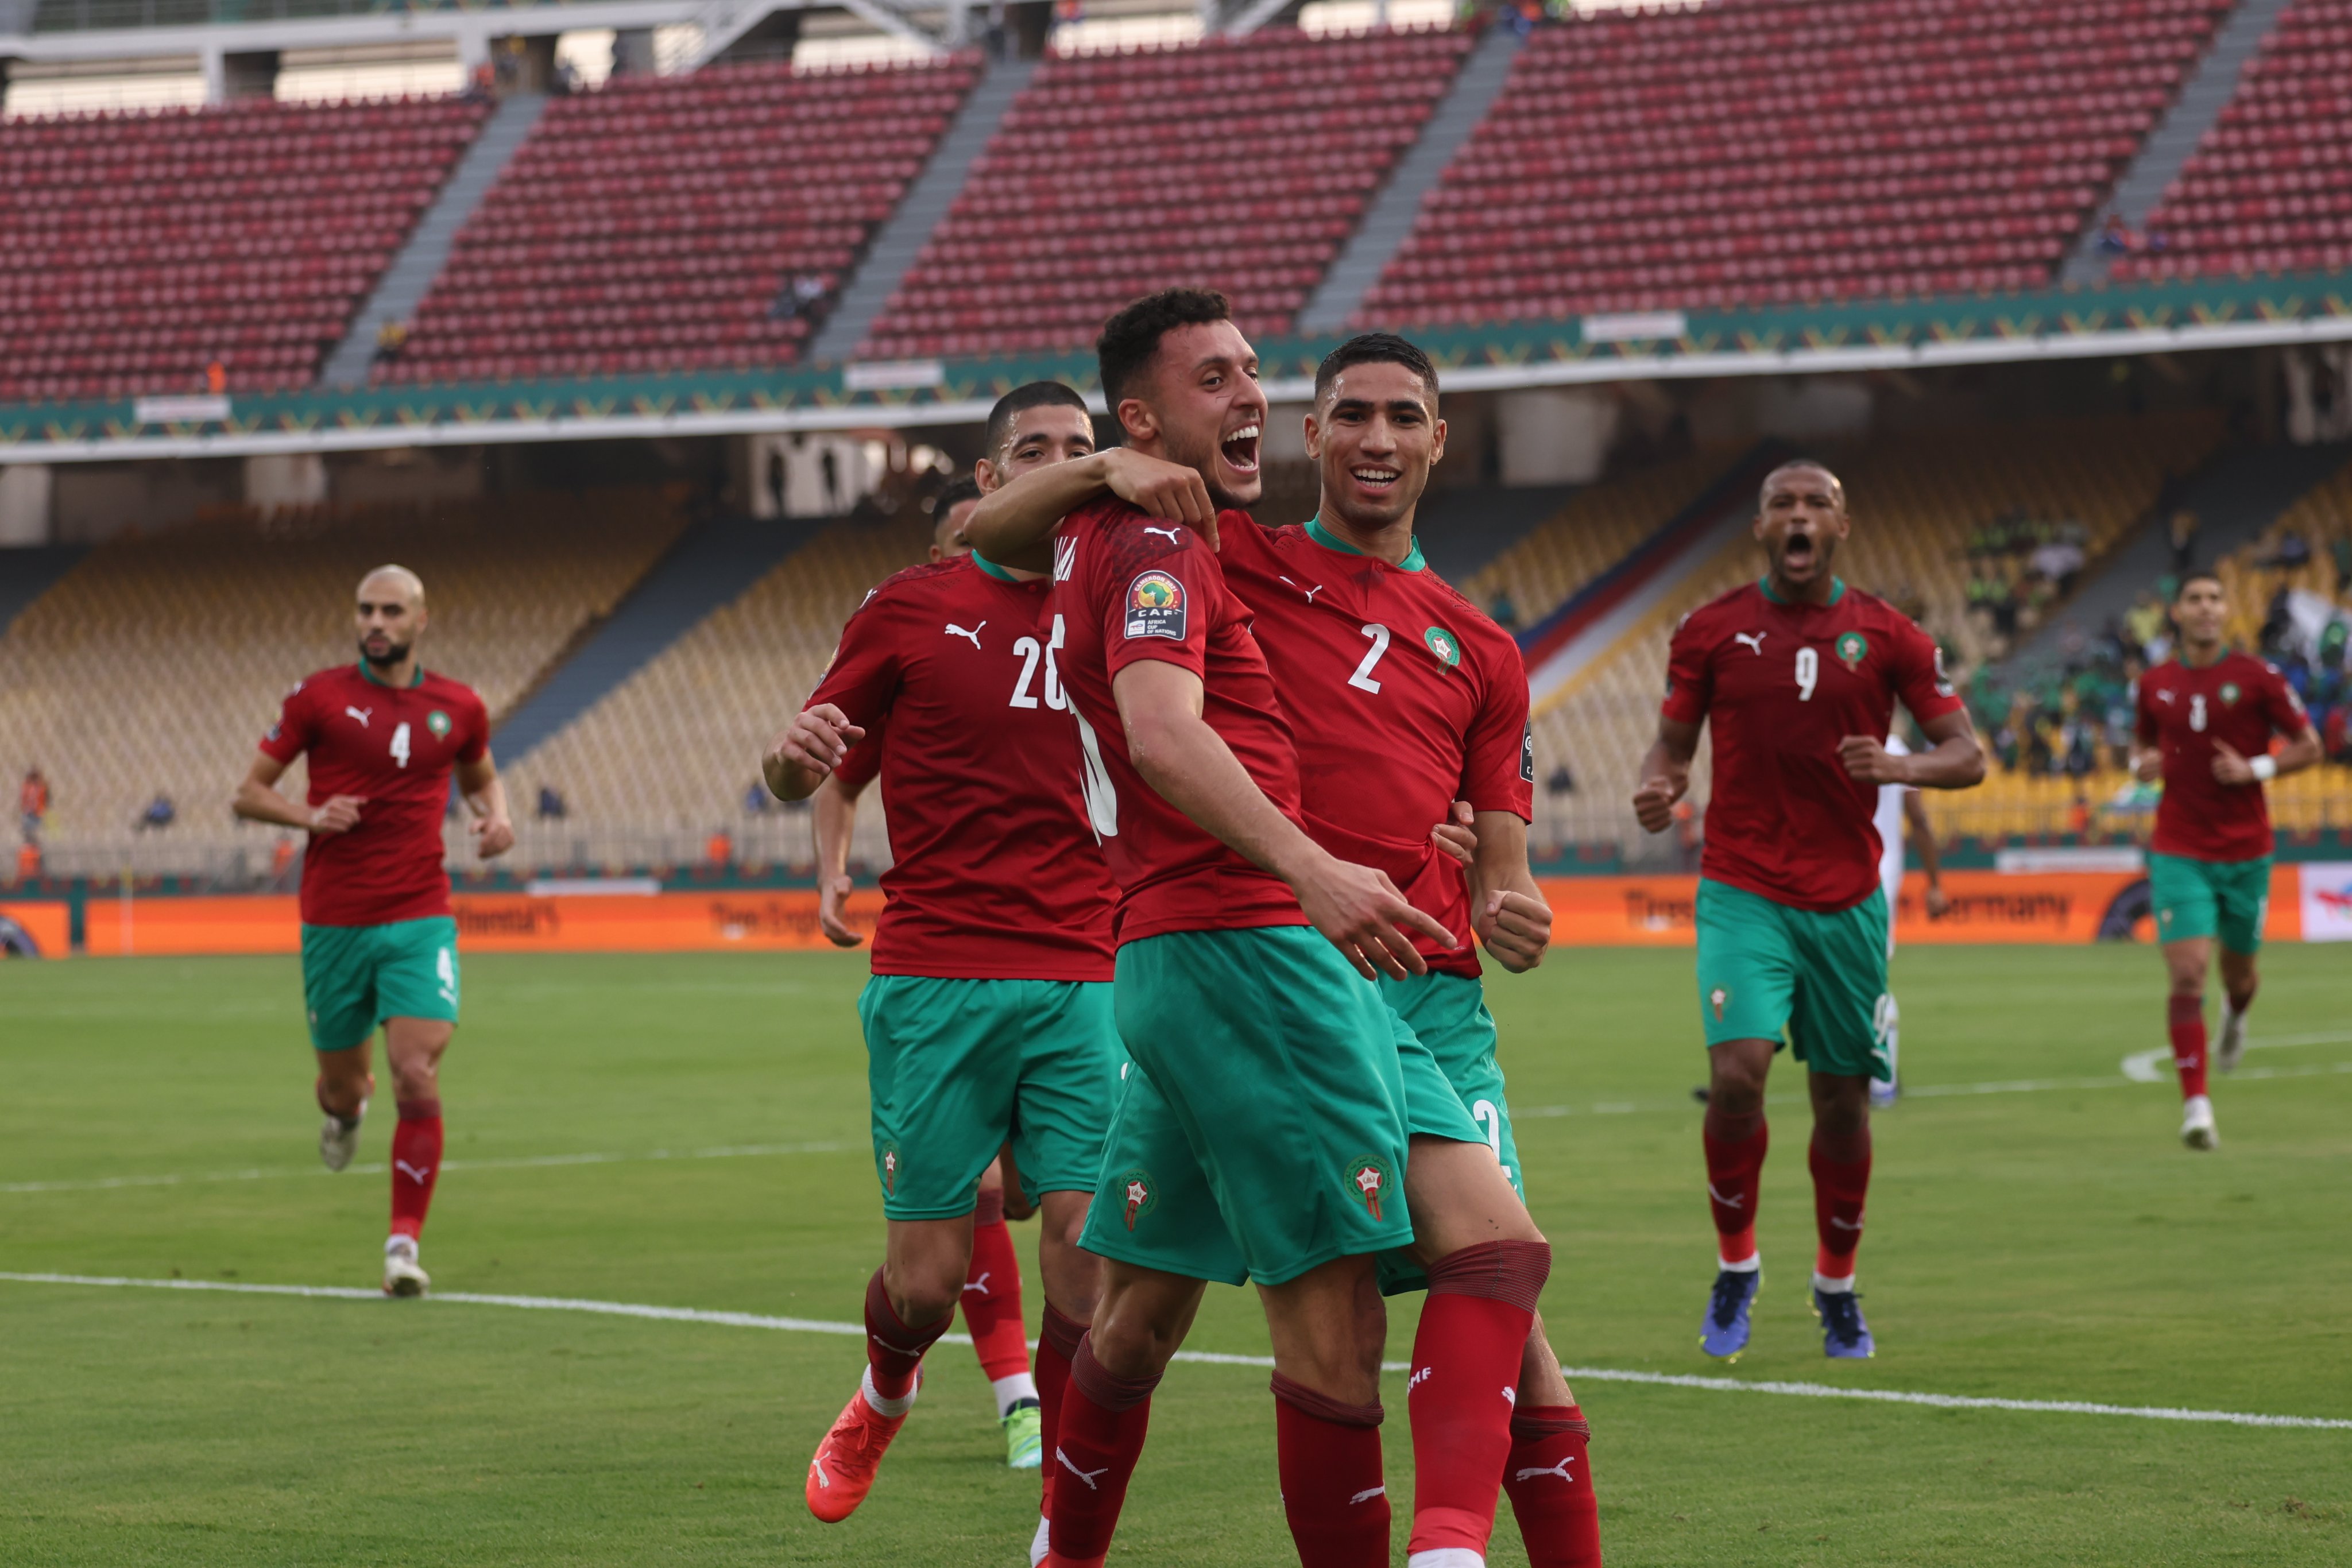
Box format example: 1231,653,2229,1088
1663,579,1963,912
1046,497,1309,944
2135,651,2308,862
260,664,489,927
1217,516,1531,977
808,555,1116,980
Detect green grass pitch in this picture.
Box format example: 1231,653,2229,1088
3,943,2347,1566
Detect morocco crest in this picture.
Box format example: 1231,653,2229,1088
1117,1168,1158,1231
1345,1156,1391,1222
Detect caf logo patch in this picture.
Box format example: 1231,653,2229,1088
1521,721,1536,784
1124,570,1186,641
879,1143,902,1197
426,708,452,738
1835,631,1869,671
1117,1167,1158,1231
1345,1155,1391,1222
1423,625,1461,668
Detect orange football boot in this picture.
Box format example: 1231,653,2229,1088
805,1375,916,1522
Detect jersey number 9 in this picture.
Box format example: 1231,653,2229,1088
1794,646,1819,702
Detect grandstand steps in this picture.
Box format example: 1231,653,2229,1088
1416,481,1579,588
1295,22,1520,337
0,545,85,640
319,92,548,392
2059,0,2293,288
1521,444,1784,710
492,512,826,766
816,57,1039,366
2011,436,2352,669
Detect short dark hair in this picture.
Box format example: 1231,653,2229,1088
1097,288,1231,411
2173,570,2225,601
985,381,1092,459
1759,459,1846,513
1314,332,1438,405
934,475,982,517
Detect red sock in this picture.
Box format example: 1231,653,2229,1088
1036,1302,1086,1519
1045,1334,1158,1568
1406,1239,1549,1559
962,1190,1032,1384
388,1098,442,1241
1502,1404,1600,1568
863,1268,952,1400
1701,1105,1767,1265
1272,1372,1389,1567
2169,994,2209,1100
1809,1125,1872,1280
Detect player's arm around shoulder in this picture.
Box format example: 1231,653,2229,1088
964,449,1220,563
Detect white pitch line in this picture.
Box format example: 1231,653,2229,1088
0,1140,850,1196
2122,1031,2352,1082
5,1271,2346,1433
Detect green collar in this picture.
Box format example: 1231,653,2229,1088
969,551,1016,583
1307,515,1424,574
358,660,424,689
2179,642,2228,671
1758,575,1844,607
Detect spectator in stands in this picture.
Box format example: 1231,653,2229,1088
139,793,175,831
2030,529,2086,596
14,842,38,885
704,828,733,869
2123,592,2167,661
2169,509,2200,575
2096,214,2136,255
205,359,227,396
536,785,567,821
372,320,409,366
1546,763,1575,799
2266,529,2314,571
18,768,48,844
744,779,771,816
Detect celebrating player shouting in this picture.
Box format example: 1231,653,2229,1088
970,330,1599,1564
768,381,1121,1547
2130,572,2320,1150
968,291,1554,1568
232,565,513,1296
1634,462,1983,1361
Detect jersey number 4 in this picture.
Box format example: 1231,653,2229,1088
388,721,412,769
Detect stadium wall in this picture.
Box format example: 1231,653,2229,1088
9,867,2346,958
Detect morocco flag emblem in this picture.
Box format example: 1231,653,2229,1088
1346,1156,1391,1222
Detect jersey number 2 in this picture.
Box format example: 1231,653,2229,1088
1349,623,1390,694
389,721,412,769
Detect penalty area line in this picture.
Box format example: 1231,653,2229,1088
4,1272,2346,1433
0,1140,852,1196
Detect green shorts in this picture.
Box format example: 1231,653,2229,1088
1078,926,1416,1288
858,975,1119,1221
300,916,461,1052
1379,970,1520,1197
1695,880,1891,1079
2149,851,2273,954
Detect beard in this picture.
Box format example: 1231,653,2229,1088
359,637,412,668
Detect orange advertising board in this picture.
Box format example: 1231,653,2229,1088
0,901,72,958
59,866,2305,957
81,889,893,957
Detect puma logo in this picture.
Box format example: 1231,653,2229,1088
1708,1183,1747,1210
1057,1449,1110,1490
345,706,373,727
1277,575,1325,603
809,1457,831,1489
394,1160,434,1184
1349,1486,1387,1505
945,621,985,649
1142,525,1183,544
1515,1457,1577,1484
1733,632,1767,656
1829,1216,1863,1231
962,1273,991,1296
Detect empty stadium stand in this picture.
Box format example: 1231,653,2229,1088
1526,415,2225,853
0,491,687,856
856,25,1475,362
2113,0,2352,281
0,94,490,403
1360,0,2230,330
501,514,934,868
381,56,982,386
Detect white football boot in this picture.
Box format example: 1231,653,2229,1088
1028,1515,1051,1567
319,1099,366,1172
2215,1003,2249,1074
382,1234,430,1296
2180,1095,2219,1152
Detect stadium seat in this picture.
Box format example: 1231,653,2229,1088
1359,0,2229,330
381,57,981,385
0,95,490,402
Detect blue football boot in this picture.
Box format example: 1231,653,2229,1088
1813,1285,1875,1359
1700,1267,1760,1361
